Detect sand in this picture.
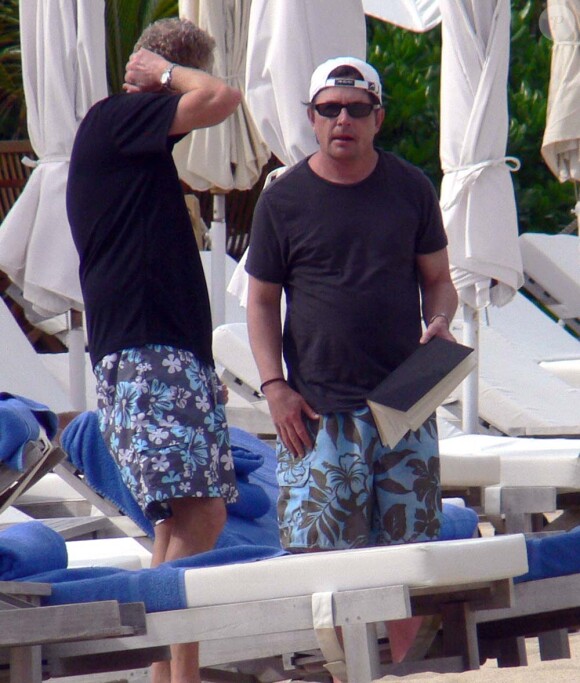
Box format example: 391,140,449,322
375,631,579,682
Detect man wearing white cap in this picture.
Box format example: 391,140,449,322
246,56,458,659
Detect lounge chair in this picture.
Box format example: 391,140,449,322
484,291,580,388
0,394,66,522
519,232,580,335
439,433,580,534
3,528,531,683
2,430,580,681
6,527,580,682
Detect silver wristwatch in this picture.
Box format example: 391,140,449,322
160,63,176,90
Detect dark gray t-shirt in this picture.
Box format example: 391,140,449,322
67,93,213,367
246,151,447,413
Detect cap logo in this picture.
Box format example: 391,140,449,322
333,78,356,87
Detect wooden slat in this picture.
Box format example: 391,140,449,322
0,601,145,647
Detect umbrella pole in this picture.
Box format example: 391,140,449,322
462,303,479,434
210,193,227,328
68,309,87,412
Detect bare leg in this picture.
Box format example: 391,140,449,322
151,497,227,683
388,616,428,663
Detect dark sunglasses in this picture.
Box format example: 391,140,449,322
313,101,380,118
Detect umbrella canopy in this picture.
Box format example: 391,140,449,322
362,0,441,32
541,0,580,231
439,0,523,433
174,0,270,327
245,0,367,167
439,0,523,310
173,0,269,192
0,0,107,318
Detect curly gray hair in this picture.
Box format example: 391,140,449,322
134,18,215,71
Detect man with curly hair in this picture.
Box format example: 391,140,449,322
67,18,241,683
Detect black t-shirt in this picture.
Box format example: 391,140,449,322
67,93,213,367
245,151,448,413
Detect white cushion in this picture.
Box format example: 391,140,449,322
478,326,580,436
519,233,580,318
66,538,152,570
439,434,580,489
183,535,528,608
17,472,84,503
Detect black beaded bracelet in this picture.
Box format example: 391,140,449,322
260,377,286,393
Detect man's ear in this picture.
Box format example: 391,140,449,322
374,107,385,132
307,106,315,126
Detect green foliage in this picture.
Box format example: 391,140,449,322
105,0,178,94
367,17,442,186
0,0,26,139
367,2,576,235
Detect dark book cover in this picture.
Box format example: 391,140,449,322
367,337,476,447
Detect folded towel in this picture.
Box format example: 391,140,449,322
0,393,58,470
439,502,479,541
23,544,286,612
515,526,580,583
227,479,270,519
61,414,273,535
0,521,67,580
61,412,155,538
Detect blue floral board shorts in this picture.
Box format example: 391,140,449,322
276,408,442,550
94,345,238,523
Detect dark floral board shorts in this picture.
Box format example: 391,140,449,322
276,408,442,550
94,345,238,523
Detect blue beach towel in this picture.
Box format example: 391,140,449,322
23,544,287,612
61,414,275,540
0,521,67,580
61,411,155,538
515,526,580,583
0,393,58,471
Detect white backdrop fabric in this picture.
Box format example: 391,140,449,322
244,0,367,167
0,0,107,317
362,0,441,32
541,0,580,183
174,0,269,192
439,0,523,309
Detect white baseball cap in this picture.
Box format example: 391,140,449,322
309,57,382,104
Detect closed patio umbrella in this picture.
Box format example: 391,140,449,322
439,0,523,431
0,0,108,410
541,0,580,233
362,0,441,32
245,0,367,167
173,0,270,327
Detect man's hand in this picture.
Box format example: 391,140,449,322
123,48,169,93
420,315,456,344
262,381,319,458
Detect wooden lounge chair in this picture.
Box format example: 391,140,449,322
24,534,529,682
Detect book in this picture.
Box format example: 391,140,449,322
367,337,476,448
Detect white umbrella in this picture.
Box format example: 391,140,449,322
0,0,108,410
439,0,523,431
541,0,580,233
362,0,441,32
245,0,367,167
174,0,270,327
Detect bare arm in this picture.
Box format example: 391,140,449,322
417,248,458,343
123,48,241,134
247,275,319,457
